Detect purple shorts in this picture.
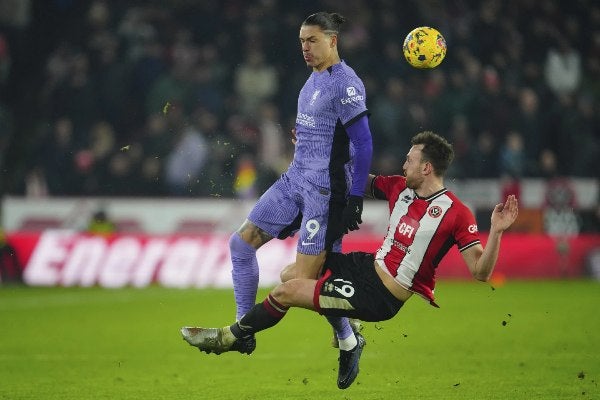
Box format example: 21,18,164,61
248,172,344,255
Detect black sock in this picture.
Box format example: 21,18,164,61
230,294,289,338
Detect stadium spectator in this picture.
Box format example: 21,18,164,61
91,32,135,135
145,29,197,117
181,131,519,389
80,120,117,195
137,113,171,196
104,145,141,196
233,48,279,117
23,166,48,197
499,131,526,179
50,51,99,137
38,117,79,195
510,87,544,173
563,94,600,176
369,77,411,159
544,35,582,97
189,108,235,197
191,44,228,117
255,102,288,176
164,106,209,197
470,130,500,178
446,114,473,178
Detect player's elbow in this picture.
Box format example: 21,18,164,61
469,257,494,282
472,269,492,282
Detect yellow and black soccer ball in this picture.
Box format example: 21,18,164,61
402,27,447,69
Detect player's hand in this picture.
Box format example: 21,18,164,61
290,127,297,145
342,195,363,233
490,195,519,233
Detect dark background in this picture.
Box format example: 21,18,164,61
0,0,598,199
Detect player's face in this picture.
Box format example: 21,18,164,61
299,25,336,72
403,145,426,189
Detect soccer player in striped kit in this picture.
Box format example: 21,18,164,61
219,11,373,375
182,131,519,389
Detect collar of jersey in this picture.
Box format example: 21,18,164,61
414,187,447,201
325,60,346,74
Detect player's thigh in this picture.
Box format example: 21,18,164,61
293,251,327,280
272,278,317,309
279,262,296,282
247,177,302,239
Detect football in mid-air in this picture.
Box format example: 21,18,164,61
402,27,447,69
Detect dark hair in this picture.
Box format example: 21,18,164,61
302,12,346,34
411,131,454,176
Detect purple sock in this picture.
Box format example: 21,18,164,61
229,232,260,320
327,316,353,340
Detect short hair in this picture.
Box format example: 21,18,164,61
411,131,454,176
302,12,346,34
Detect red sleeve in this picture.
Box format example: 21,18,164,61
372,175,406,200
453,203,481,251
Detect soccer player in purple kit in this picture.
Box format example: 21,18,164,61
182,11,373,386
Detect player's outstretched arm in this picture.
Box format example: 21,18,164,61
490,194,519,233
462,195,519,281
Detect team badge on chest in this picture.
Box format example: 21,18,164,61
428,206,442,218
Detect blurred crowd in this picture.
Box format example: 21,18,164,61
0,0,598,198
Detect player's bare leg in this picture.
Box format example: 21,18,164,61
281,261,362,349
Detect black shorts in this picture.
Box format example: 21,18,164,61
314,252,404,322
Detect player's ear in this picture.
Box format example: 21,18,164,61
423,161,433,175
330,34,337,48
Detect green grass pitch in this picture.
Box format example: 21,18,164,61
0,280,598,399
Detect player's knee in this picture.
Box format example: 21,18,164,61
280,263,297,282
233,221,272,249
271,282,294,307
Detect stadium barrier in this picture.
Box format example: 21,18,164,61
6,231,600,288
2,178,598,234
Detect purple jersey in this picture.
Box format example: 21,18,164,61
248,61,369,255
290,61,369,200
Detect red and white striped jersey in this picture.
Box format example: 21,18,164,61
372,175,480,306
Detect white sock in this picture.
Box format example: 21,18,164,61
337,334,358,351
